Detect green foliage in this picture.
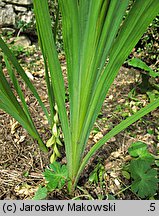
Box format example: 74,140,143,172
33,186,48,200
155,160,159,167
0,0,159,194
127,58,159,78
128,141,147,157
130,159,158,198
10,45,26,58
88,163,106,199
15,19,35,35
122,170,131,180
107,194,116,200
89,163,105,185
123,141,158,198
127,57,159,102
44,162,68,191
10,45,32,60
33,161,68,200
135,15,159,72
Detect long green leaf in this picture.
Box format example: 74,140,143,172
33,0,71,170
0,66,47,152
58,0,159,189
58,0,83,179
0,36,50,123
36,22,55,127
3,55,33,124
75,0,130,171
78,0,159,163
75,97,159,187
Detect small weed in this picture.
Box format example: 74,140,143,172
33,161,68,200
88,163,107,199
127,58,159,102
122,141,159,199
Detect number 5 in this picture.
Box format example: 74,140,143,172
150,203,155,211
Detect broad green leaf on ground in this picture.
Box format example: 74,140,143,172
128,141,155,162
130,159,158,198
43,162,68,191
127,58,159,78
32,186,48,200
49,161,68,176
128,142,148,157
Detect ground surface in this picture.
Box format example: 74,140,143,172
0,45,159,200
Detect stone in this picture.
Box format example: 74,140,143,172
0,5,16,27
14,36,31,47
14,6,27,12
20,11,33,24
0,2,6,7
3,0,32,5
